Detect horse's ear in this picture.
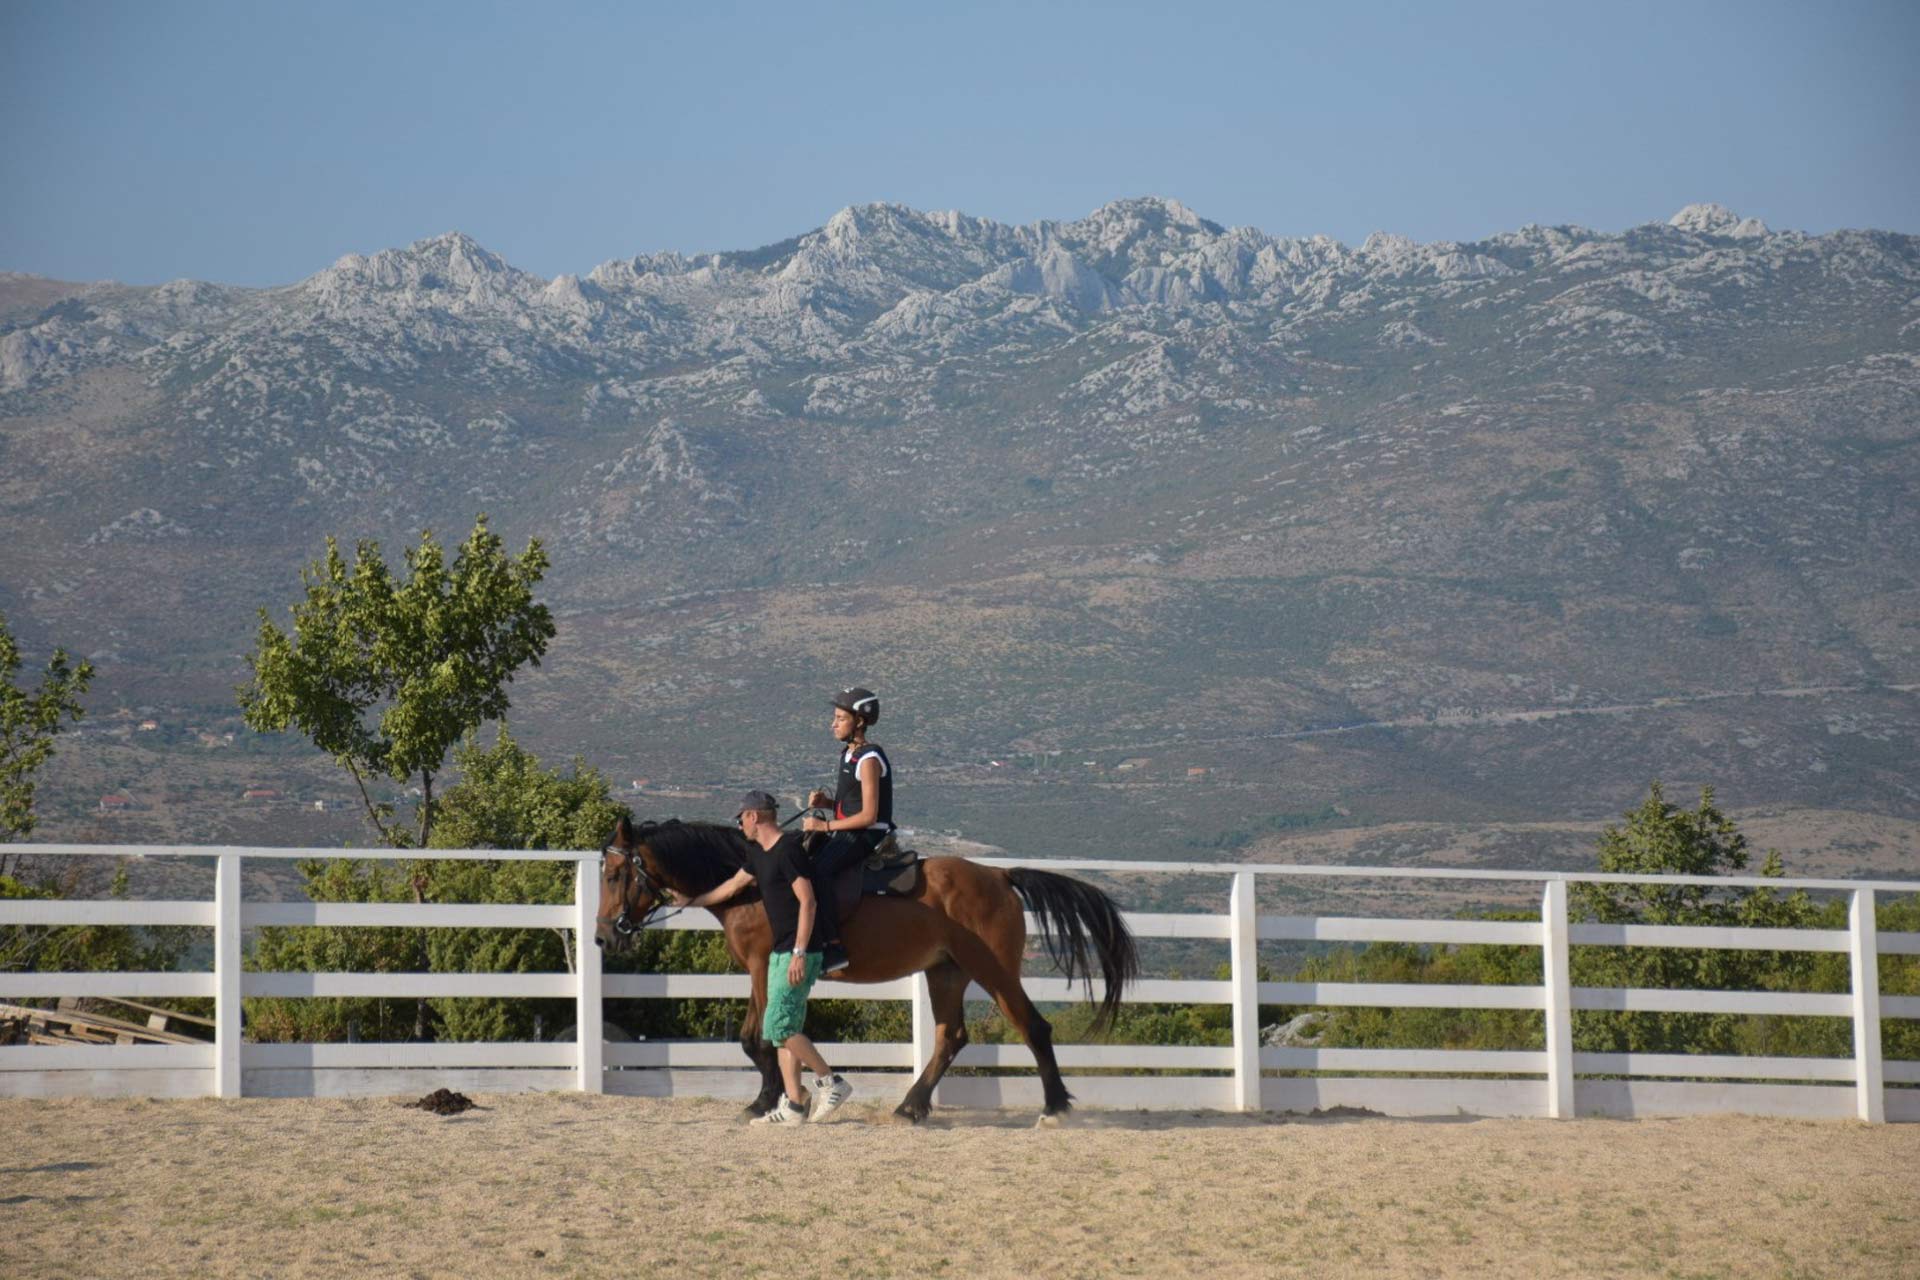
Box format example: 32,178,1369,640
612,815,634,847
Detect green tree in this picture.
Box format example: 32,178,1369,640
244,729,741,1044
237,515,554,849
1,610,94,858
242,856,423,1042
421,726,638,1041
1569,781,1818,1056
1271,782,1844,1062
1289,926,1545,1054
1,618,194,1022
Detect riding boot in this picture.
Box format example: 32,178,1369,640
816,879,849,973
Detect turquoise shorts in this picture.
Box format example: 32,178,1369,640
763,950,823,1045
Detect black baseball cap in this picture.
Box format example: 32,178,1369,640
736,790,779,817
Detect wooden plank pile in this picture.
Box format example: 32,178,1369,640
0,997,212,1047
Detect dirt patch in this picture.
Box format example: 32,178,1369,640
402,1088,478,1116
0,1095,1914,1279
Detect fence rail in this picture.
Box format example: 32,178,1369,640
2,844,1916,1121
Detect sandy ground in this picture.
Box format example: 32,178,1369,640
1,1095,1916,1279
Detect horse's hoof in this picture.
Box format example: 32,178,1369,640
1034,1110,1071,1129
892,1103,929,1126
738,1105,769,1123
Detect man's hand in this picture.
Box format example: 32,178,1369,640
787,953,808,987
684,868,752,912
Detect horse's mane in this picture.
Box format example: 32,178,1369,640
633,819,753,897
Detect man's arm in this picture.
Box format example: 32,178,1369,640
790,874,817,954
678,867,753,909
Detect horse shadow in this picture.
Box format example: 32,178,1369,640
846,1105,1487,1130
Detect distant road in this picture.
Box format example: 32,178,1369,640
1311,681,1920,737
933,682,1920,772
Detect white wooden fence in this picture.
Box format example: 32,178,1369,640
3,844,1916,1121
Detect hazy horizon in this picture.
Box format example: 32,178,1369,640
1,193,1871,291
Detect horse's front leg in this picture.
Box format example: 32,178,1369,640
739,959,783,1120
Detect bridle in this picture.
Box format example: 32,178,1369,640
600,842,682,937
604,812,817,938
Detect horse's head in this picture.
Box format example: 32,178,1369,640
595,815,669,953
596,815,753,951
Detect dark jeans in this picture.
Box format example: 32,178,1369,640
811,830,882,947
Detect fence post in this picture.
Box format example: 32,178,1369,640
214,852,242,1099
1849,888,1884,1123
575,859,604,1095
1229,871,1261,1112
1541,879,1574,1119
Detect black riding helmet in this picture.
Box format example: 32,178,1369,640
830,686,880,727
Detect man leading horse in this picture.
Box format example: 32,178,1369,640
595,807,1138,1125
671,790,855,1125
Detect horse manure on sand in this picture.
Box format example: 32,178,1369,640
403,1089,478,1116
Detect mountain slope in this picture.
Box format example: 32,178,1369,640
3,198,1916,862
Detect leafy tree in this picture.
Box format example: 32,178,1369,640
1270,782,1871,1064
243,857,422,1042
1720,892,1920,1064
1,610,94,859
237,515,554,849
244,729,742,1043
1288,925,1545,1054
421,726,639,1041
1569,781,1818,1056
1,618,195,1020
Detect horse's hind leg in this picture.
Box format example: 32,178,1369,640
1003,990,1070,1121
946,931,1073,1120
895,961,970,1125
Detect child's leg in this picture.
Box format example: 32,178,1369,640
782,1033,831,1079
776,1045,807,1104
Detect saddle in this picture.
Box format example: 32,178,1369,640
802,832,923,927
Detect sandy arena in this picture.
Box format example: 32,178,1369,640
1,1095,1915,1278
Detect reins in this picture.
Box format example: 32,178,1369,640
778,803,825,830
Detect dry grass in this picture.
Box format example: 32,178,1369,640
1,1095,1915,1279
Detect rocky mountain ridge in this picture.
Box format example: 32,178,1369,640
13,197,1908,392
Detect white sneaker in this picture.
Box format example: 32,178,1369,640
809,1073,854,1122
750,1096,808,1126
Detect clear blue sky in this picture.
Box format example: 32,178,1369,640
3,0,1915,286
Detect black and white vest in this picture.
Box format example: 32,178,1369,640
834,742,893,832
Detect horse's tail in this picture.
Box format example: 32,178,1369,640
1006,868,1139,1032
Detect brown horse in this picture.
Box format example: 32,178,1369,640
594,816,1137,1123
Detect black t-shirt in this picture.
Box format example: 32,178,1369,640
745,832,820,954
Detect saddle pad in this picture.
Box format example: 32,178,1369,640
863,857,922,898
826,855,924,926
